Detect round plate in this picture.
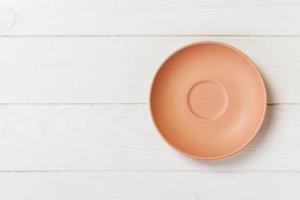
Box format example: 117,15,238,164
150,41,267,159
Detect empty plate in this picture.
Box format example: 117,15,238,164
150,41,267,159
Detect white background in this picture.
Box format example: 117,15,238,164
0,0,300,199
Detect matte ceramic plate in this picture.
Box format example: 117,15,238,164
150,41,267,159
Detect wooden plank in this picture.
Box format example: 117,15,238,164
1,0,300,35
0,37,299,103
0,104,298,171
0,172,298,199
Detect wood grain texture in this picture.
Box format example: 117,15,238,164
0,8,17,33
1,0,300,35
0,104,297,171
0,37,300,103
0,172,298,199
1,0,299,198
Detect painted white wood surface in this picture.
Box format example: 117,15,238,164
1,0,300,35
0,172,298,200
0,104,297,171
1,0,300,198
0,37,300,103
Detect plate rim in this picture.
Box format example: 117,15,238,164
149,41,267,160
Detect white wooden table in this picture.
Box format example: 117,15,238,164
0,0,300,199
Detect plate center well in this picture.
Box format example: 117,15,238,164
187,80,228,120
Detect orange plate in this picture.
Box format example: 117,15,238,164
150,41,267,159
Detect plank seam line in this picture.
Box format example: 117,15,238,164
2,34,300,38
0,103,147,106
0,169,299,174
0,103,296,106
